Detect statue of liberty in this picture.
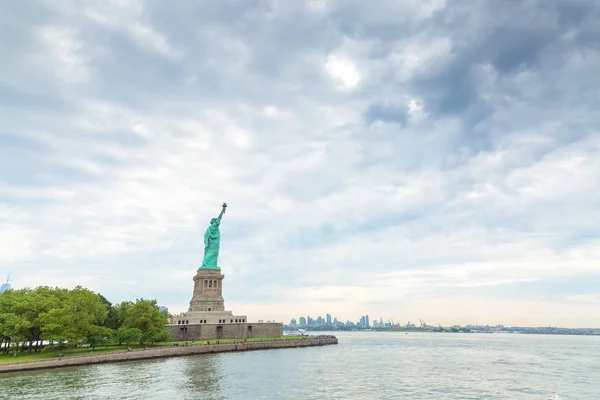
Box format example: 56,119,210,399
199,202,227,270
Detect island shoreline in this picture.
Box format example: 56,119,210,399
0,336,338,374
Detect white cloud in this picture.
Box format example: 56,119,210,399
0,228,35,264
2,0,599,328
325,55,362,90
567,294,600,304
35,26,90,83
388,36,453,82
225,125,252,148
128,23,180,58
81,0,180,58
307,0,329,12
405,296,600,327
407,97,426,120
263,105,279,117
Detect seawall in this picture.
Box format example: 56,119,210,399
0,336,338,374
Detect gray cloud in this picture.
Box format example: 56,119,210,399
1,0,599,326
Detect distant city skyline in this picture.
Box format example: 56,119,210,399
0,274,11,294
286,313,600,331
289,314,456,329
282,313,600,333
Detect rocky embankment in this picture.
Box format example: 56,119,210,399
0,336,338,374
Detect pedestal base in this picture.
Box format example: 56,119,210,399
171,310,247,325
165,322,283,341
189,269,225,312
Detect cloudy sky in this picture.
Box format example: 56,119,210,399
1,0,599,327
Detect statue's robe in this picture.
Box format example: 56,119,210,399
201,220,221,268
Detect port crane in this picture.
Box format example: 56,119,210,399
419,318,429,329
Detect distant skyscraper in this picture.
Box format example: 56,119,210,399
0,274,11,294
326,313,332,325
299,317,307,327
365,315,370,327
290,318,297,327
359,316,366,326
158,305,169,313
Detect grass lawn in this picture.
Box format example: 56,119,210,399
0,336,305,365
0,344,146,364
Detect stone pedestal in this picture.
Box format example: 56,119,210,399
189,269,225,312
169,267,248,329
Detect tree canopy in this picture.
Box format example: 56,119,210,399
0,286,169,354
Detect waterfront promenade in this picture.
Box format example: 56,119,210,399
0,336,338,374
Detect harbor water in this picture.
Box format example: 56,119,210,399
1,332,598,399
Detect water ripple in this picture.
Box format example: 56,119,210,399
0,333,598,399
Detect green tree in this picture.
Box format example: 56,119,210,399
24,287,68,351
87,326,114,350
1,287,173,353
110,301,133,330
97,293,119,331
1,314,31,357
0,289,33,356
123,299,167,343
144,328,170,345
40,286,108,352
116,327,142,346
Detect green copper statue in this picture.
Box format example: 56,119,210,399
199,202,227,270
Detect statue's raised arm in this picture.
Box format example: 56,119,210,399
216,202,227,223
199,202,227,270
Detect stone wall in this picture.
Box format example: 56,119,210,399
0,336,338,374
170,310,248,325
165,322,283,341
